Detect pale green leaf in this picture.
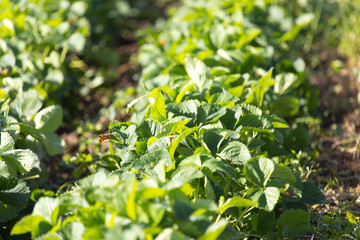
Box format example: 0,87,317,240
150,93,167,124
34,105,63,132
199,219,228,240
218,142,251,165
245,158,274,187
184,55,206,91
218,197,258,214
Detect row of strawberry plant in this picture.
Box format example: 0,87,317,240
9,0,326,239
12,55,326,239
0,0,168,237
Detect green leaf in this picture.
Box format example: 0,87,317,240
171,166,204,183
159,117,191,137
218,142,251,165
67,32,86,52
168,127,197,159
32,197,59,224
198,103,226,125
202,131,224,155
250,187,280,212
11,215,52,237
219,107,242,130
175,83,196,103
136,149,171,170
126,180,138,221
218,197,258,214
35,233,63,240
166,100,199,126
0,131,14,153
274,73,299,95
253,210,275,235
301,182,326,205
276,209,310,238
237,115,272,133
244,158,274,187
209,24,227,49
156,228,191,240
166,167,203,190
34,105,63,132
264,115,288,128
279,13,314,43
21,95,43,118
0,176,17,190
144,161,167,183
202,158,238,178
0,149,39,174
241,104,262,116
110,121,138,150
0,180,29,210
273,96,299,118
271,164,296,184
14,123,44,141
199,219,228,240
42,132,64,156
45,69,64,85
347,211,357,224
150,93,167,124
0,202,16,222
184,55,206,92
255,69,274,107
0,53,16,67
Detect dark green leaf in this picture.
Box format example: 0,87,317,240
237,115,272,133
14,122,44,141
202,131,224,155
0,202,16,222
301,182,326,205
271,164,296,184
0,180,29,210
276,209,310,238
253,210,275,235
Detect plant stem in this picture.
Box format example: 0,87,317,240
215,213,222,223
234,206,255,226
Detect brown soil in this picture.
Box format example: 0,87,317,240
308,49,360,204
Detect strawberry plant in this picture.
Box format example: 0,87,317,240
0,92,41,235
